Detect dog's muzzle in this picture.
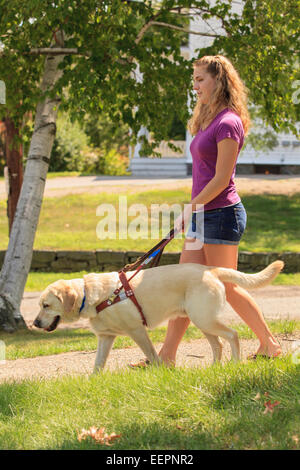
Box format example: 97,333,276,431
34,315,61,332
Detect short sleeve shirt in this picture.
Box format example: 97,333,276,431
190,107,245,210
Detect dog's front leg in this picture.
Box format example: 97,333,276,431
129,327,161,365
93,335,116,373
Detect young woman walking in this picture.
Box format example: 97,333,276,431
157,55,282,366
131,55,281,368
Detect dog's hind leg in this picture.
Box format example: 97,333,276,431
202,333,223,363
94,335,116,372
128,327,161,365
187,303,239,362
203,322,240,362
187,286,239,363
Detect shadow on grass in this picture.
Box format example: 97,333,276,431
53,363,300,450
1,328,94,346
51,423,214,451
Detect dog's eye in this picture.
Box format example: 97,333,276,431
43,304,50,309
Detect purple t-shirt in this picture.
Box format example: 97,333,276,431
190,107,244,210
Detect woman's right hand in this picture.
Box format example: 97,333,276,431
173,204,193,234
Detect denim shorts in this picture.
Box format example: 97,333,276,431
186,201,247,245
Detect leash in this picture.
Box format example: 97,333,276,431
94,225,181,326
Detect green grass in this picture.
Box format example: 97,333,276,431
45,171,83,178
0,358,299,449
2,320,299,361
1,190,300,252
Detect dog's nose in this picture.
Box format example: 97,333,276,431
33,318,41,328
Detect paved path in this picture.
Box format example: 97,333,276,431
1,174,300,199
1,334,299,383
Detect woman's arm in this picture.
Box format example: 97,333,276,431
190,138,239,211
174,138,240,232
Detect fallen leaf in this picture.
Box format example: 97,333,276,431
77,426,121,446
254,392,261,401
263,400,280,414
292,435,299,445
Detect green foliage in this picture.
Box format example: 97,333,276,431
83,112,130,154
94,148,129,176
202,0,300,136
0,0,298,157
47,112,129,174
49,113,90,172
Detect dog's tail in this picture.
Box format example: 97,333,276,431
211,260,284,290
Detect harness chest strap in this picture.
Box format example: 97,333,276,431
95,271,148,327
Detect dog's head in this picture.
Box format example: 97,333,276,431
33,280,80,332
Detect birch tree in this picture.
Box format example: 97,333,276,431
0,30,66,331
0,0,299,332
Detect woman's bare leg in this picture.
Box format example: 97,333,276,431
158,238,206,365
203,244,281,357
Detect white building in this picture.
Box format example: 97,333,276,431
129,3,300,177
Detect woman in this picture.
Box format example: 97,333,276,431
131,55,281,368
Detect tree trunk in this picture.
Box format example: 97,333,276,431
4,117,24,235
0,32,66,332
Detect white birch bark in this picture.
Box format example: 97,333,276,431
0,32,66,332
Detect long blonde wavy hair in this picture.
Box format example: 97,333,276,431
188,55,251,136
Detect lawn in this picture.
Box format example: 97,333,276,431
0,358,299,450
0,190,300,252
0,186,299,451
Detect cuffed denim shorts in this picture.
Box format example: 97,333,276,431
186,201,247,245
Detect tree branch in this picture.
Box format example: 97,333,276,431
29,47,83,55
150,21,218,37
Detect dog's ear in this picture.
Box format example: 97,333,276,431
54,284,78,313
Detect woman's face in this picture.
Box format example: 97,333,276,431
193,65,217,105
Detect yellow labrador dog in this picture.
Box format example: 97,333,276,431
33,260,283,372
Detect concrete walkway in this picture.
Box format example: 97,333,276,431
1,174,300,199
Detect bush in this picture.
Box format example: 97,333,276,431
49,113,129,175
49,114,90,172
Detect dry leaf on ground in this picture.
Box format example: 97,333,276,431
77,426,121,446
263,400,280,414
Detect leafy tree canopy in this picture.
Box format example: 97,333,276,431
0,0,299,156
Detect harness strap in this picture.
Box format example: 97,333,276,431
95,271,147,326
118,271,147,326
94,226,180,324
